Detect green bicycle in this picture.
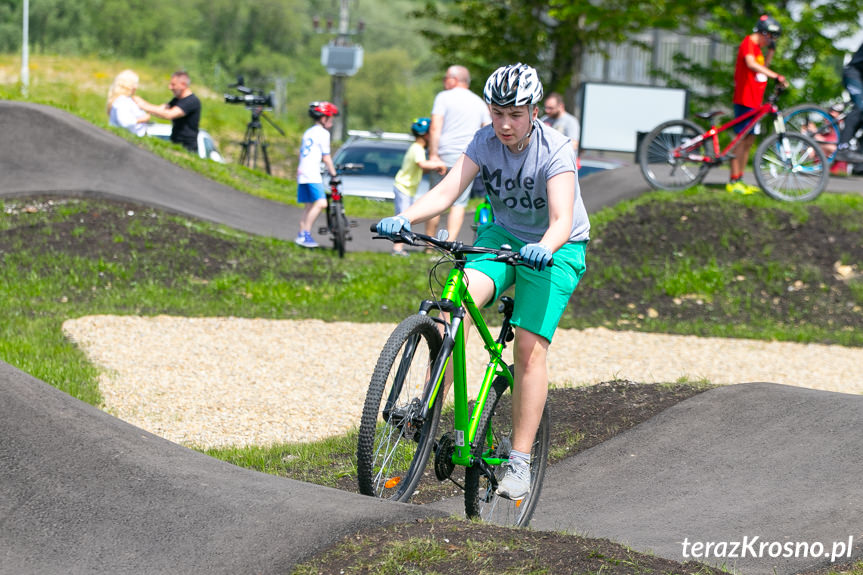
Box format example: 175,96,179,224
356,227,550,527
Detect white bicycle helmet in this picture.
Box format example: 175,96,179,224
483,63,544,107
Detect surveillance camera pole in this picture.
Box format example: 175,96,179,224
314,0,364,142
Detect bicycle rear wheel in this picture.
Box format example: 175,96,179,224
357,314,443,501
639,119,712,190
754,132,829,202
783,104,839,163
464,367,549,527
332,203,347,258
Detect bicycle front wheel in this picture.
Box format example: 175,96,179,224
464,367,550,527
357,314,443,501
783,104,839,163
639,119,712,191
754,132,829,202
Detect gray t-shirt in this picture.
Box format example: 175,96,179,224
465,121,590,244
541,111,580,146
431,87,491,166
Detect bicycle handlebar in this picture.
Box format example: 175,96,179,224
767,83,787,104
369,224,554,269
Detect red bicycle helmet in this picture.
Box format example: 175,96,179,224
308,101,339,119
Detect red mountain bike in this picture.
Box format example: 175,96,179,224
639,86,829,202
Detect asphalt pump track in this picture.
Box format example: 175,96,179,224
2,102,862,574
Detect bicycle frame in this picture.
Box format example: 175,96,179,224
679,100,780,164
415,262,514,468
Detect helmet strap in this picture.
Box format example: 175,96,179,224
516,123,534,152
515,108,537,152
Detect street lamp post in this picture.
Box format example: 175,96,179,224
21,0,29,97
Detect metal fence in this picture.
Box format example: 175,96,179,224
581,30,735,96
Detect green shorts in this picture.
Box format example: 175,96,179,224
466,224,587,343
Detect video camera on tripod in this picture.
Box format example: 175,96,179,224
224,76,274,109
223,75,284,175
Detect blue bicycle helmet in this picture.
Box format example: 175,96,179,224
411,117,431,136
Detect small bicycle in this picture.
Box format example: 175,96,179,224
639,85,829,202
317,170,355,258
356,228,550,527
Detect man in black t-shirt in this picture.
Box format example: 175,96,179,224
135,71,201,153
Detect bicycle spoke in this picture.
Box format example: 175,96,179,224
755,132,828,202
357,315,442,501
640,120,711,191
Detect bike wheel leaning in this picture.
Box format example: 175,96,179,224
639,119,712,191
783,104,840,163
357,314,443,501
754,132,829,202
464,366,550,527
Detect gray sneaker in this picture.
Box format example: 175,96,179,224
496,459,530,500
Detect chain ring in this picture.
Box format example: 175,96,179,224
434,432,456,481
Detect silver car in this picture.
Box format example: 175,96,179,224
331,131,429,200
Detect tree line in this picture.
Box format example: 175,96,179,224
2,0,860,128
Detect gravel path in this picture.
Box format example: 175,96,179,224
62,315,863,449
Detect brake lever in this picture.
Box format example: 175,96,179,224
500,253,555,270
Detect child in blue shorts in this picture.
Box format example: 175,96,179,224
296,101,339,248
376,63,589,500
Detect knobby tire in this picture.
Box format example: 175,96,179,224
357,314,443,501
333,203,347,258
463,366,550,527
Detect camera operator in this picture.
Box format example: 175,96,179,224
135,71,201,153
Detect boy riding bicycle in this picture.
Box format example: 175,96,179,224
377,63,589,500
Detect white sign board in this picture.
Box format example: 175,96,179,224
579,83,688,153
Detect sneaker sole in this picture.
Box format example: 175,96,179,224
495,489,528,501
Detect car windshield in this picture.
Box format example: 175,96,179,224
335,145,406,177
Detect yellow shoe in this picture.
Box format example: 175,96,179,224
726,181,746,194
726,181,759,195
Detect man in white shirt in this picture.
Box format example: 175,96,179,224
425,65,491,241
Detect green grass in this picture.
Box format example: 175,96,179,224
204,431,359,488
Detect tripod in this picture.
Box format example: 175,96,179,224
239,106,285,175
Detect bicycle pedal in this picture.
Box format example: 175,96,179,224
317,226,329,234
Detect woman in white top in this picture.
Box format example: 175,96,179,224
107,70,150,136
